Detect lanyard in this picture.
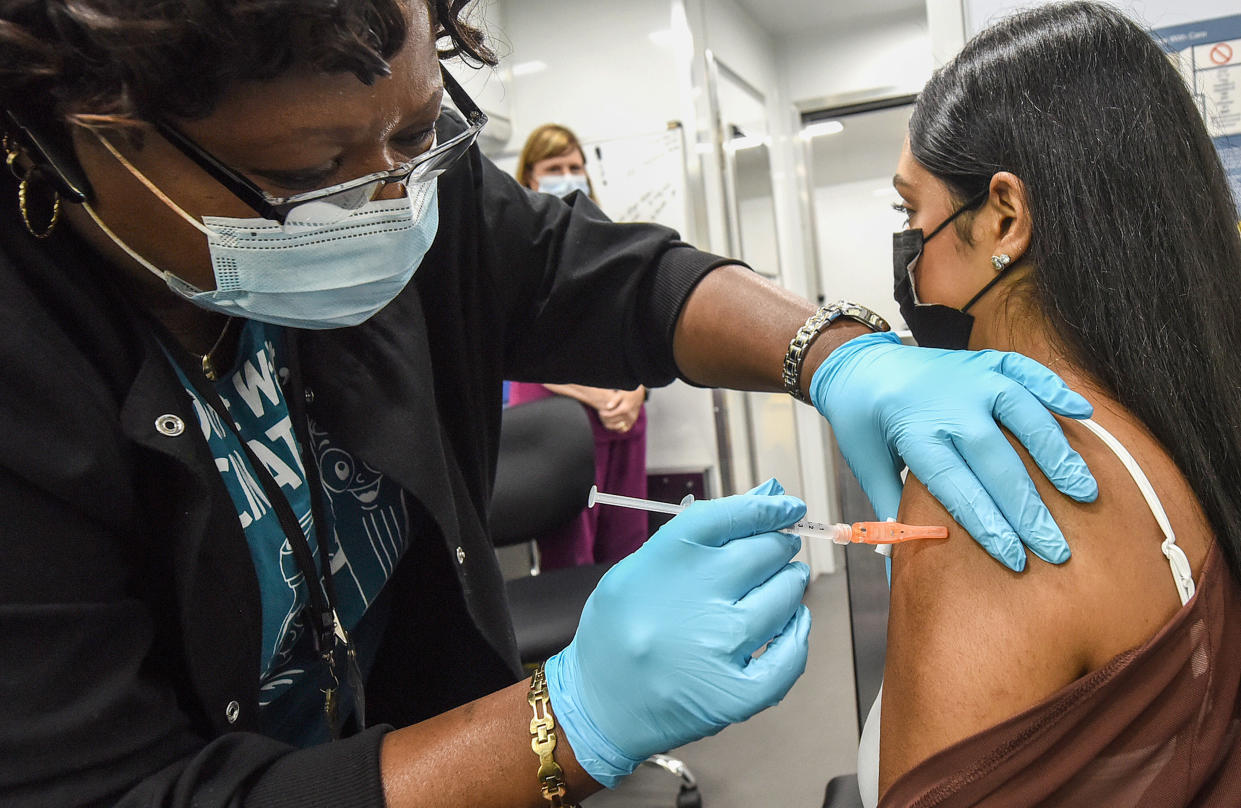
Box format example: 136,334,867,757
168,324,365,738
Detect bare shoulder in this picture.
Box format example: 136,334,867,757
877,470,1089,795
878,406,1212,795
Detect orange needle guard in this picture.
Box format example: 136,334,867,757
848,521,949,545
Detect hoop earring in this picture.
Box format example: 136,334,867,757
17,163,61,239
990,253,1012,271
5,134,62,239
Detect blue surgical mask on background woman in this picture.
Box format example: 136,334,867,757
537,173,591,199
85,129,440,330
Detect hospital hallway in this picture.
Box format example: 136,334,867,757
584,567,861,807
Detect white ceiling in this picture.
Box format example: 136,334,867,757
732,0,927,37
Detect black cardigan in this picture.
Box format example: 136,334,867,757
0,138,730,807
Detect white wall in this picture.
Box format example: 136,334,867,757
492,0,684,152
699,0,780,98
780,13,932,109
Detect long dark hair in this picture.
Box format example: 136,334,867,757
909,1,1241,580
0,0,496,124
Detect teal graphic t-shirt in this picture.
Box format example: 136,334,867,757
169,320,410,744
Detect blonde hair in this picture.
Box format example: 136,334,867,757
517,123,596,200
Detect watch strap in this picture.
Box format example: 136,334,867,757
782,300,890,403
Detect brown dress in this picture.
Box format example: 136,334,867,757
880,541,1241,807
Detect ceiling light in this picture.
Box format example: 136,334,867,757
800,120,845,140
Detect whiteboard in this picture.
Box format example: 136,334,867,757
491,124,690,233
587,125,689,234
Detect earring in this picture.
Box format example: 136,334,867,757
5,135,61,239
17,164,61,239
991,253,1012,271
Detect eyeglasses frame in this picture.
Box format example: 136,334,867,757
152,64,486,223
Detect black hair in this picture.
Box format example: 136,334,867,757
0,0,496,125
909,1,1241,579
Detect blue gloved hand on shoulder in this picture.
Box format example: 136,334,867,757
810,331,1098,571
544,478,812,788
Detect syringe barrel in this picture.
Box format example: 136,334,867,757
790,519,852,544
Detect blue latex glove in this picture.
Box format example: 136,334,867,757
544,479,812,787
810,331,1098,571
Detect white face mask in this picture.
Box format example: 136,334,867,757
86,130,440,330
536,173,590,199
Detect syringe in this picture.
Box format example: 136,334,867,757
587,486,949,545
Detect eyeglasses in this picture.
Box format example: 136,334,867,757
153,65,486,225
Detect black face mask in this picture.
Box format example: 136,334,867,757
892,189,1014,349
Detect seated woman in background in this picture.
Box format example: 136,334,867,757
863,3,1241,805
507,123,649,570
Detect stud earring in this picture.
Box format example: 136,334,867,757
991,254,1012,271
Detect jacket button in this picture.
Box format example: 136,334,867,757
155,414,185,436
304,387,315,405
225,700,240,724
456,546,466,564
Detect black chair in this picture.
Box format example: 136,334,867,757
490,395,609,662
491,395,702,807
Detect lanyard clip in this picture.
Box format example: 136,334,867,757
318,607,366,737
333,607,350,647
309,605,338,660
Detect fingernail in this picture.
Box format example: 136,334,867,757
1073,475,1099,502
1034,537,1071,565
1005,540,1027,572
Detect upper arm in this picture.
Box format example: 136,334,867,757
470,154,721,390
877,473,1091,796
475,156,668,385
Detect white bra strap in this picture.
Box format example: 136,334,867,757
1077,418,1195,606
